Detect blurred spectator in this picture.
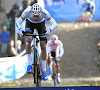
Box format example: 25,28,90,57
31,0,37,5
22,0,33,11
22,0,28,11
97,34,100,54
0,26,10,56
7,39,18,57
8,3,19,35
97,40,100,54
1,16,10,31
16,40,22,53
27,0,32,7
4,10,10,20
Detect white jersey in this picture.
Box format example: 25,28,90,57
46,40,64,60
16,6,57,31
21,6,51,23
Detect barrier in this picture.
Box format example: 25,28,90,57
0,41,41,82
44,0,100,22
0,55,28,82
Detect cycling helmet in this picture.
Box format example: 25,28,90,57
50,34,58,41
31,3,42,15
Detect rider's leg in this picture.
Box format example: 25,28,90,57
47,53,52,74
55,61,61,83
55,61,60,75
40,41,48,80
47,53,51,65
46,53,52,80
40,41,47,71
25,36,32,73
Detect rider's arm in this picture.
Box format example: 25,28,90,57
59,41,64,57
43,9,57,32
47,17,57,32
46,40,51,54
59,46,64,57
80,4,86,11
16,16,25,30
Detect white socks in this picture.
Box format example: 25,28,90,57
42,60,47,71
57,73,60,77
27,54,32,65
27,54,47,71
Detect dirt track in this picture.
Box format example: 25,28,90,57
18,22,100,85
1,22,100,87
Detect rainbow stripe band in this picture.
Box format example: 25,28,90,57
47,17,52,21
21,17,24,20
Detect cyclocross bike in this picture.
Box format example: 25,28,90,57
23,29,44,87
74,11,93,28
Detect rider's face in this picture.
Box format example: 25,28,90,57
52,41,56,44
33,15,40,21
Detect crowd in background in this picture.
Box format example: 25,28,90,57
0,0,99,57
0,0,38,57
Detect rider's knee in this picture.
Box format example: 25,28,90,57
41,46,46,51
57,62,60,67
25,38,31,46
26,42,31,45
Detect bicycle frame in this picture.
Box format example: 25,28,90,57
24,33,43,87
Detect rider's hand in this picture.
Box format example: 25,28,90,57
45,29,51,35
58,56,61,59
19,28,24,37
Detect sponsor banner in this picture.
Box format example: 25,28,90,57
77,0,96,4
44,0,100,21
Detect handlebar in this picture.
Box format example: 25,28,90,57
22,31,45,37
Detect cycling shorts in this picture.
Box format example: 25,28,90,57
51,51,60,61
25,19,47,41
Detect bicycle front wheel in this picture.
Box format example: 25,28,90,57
36,64,42,87
33,47,37,84
34,48,42,87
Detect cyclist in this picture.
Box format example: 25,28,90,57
80,0,95,22
46,34,64,83
16,3,57,80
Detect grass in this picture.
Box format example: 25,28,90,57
1,81,100,88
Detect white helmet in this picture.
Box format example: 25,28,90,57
50,34,58,41
31,3,42,15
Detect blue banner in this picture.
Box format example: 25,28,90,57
0,55,28,81
0,41,41,82
44,0,100,22
1,86,100,90
77,0,96,4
